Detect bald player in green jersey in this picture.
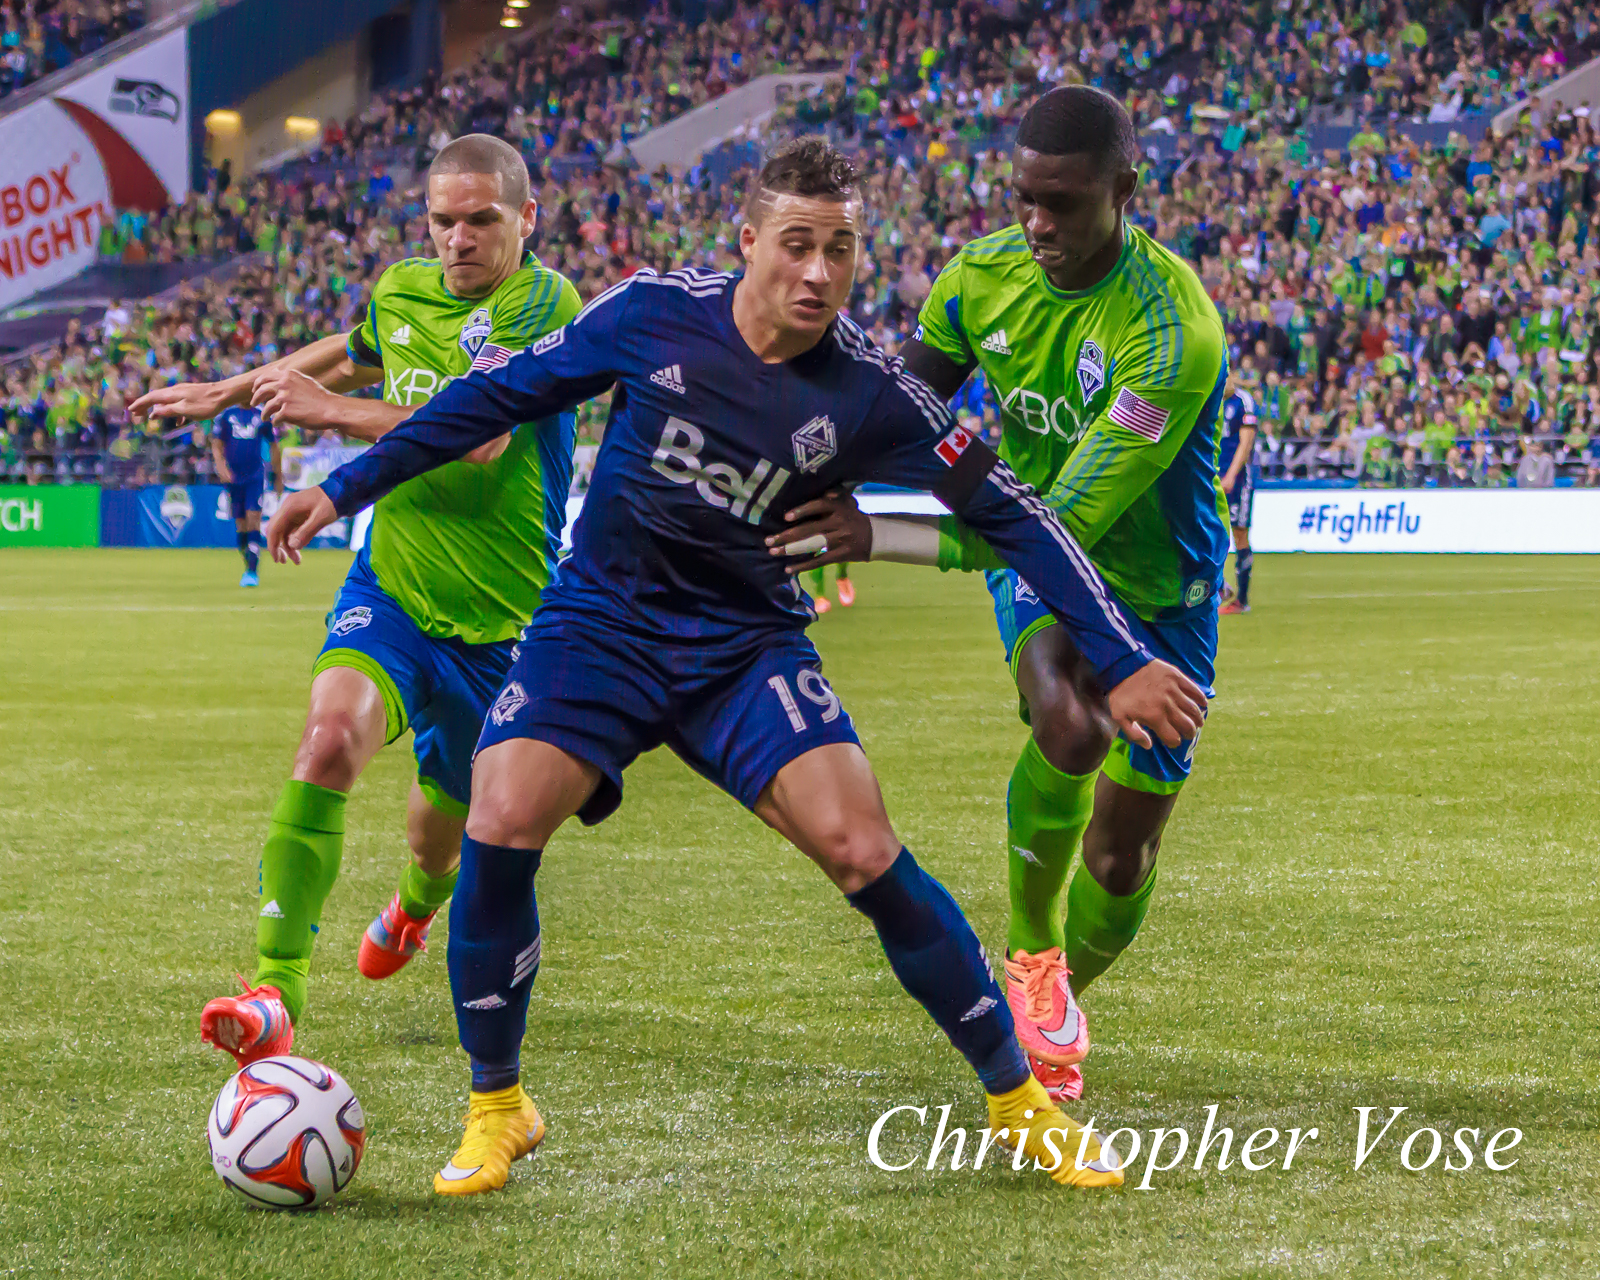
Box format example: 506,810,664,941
133,135,581,1067
770,87,1228,1100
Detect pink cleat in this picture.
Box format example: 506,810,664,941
1004,947,1089,1066
200,975,294,1067
1029,1055,1084,1102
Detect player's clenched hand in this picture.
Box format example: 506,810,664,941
267,487,337,565
129,381,233,423
1105,659,1208,750
252,368,338,429
765,489,871,573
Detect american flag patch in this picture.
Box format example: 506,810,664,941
1108,387,1170,441
935,424,976,466
470,342,514,373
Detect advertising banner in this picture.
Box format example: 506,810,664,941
0,484,100,546
100,483,351,549
1253,489,1600,553
0,28,191,310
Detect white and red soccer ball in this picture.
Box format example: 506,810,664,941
207,1056,365,1209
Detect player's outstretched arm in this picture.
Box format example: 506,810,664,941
130,333,372,424
860,390,1206,747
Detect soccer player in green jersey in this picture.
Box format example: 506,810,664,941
130,136,581,1066
771,88,1229,1101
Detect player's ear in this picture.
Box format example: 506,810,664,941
1114,166,1139,210
520,199,538,240
739,221,758,262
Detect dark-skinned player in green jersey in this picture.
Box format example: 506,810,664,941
769,87,1229,1102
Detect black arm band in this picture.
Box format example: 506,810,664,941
348,327,383,369
930,438,999,512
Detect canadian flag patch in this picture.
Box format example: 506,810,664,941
934,424,976,466
1107,387,1170,441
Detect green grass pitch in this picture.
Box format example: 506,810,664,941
2,549,1598,1278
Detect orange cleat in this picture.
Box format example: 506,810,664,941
836,577,856,607
357,892,436,980
1219,600,1250,615
201,976,294,1067
812,595,833,615
1004,947,1089,1067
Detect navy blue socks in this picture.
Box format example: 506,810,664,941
847,847,1029,1094
448,835,542,1093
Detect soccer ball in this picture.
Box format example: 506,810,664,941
207,1056,366,1209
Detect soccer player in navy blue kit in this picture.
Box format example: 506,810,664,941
1218,379,1257,614
209,404,281,586
270,139,1207,1194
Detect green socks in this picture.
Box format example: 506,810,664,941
255,780,347,1024
1006,737,1098,956
1063,860,1159,993
398,860,458,920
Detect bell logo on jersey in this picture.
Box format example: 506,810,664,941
1076,339,1106,402
651,417,791,524
791,415,836,473
935,424,976,465
458,307,493,358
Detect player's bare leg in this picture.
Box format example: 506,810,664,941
358,784,464,979
434,738,600,1195
201,668,387,1063
755,744,1121,1187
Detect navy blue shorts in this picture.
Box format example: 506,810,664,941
476,608,860,825
986,568,1216,794
316,550,516,816
227,474,264,517
1225,466,1255,529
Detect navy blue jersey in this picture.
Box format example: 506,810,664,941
214,406,273,480
1219,390,1257,472
321,268,1153,688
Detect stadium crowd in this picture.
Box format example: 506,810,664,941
0,0,145,99
6,0,1600,489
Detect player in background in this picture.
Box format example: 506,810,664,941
269,138,1208,1194
805,561,855,612
130,136,581,1064
209,403,281,587
768,88,1229,1102
1218,379,1258,615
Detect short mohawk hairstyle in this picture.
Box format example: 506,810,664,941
1016,86,1137,179
745,136,859,221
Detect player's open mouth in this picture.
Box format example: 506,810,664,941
795,298,827,316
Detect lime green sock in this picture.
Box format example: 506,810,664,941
1063,861,1159,993
255,780,346,1024
805,565,826,595
397,860,457,919
1006,737,1098,956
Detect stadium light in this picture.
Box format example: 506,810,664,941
285,116,321,140
507,0,531,7
204,109,242,135
500,12,523,26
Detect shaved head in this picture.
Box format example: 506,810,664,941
427,133,531,209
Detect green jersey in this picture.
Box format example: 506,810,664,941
918,224,1229,620
348,253,581,645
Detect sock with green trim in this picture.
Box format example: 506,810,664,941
1063,860,1159,993
1006,736,1098,957
398,859,458,920
255,780,346,1023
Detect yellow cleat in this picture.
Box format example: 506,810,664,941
986,1075,1123,1188
433,1085,546,1196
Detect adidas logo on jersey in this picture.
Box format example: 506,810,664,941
960,995,998,1022
461,994,507,1010
650,364,686,394
259,899,285,919
390,324,411,346
980,330,1011,355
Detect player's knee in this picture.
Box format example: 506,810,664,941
807,819,900,893
293,711,367,790
1080,830,1159,897
465,775,549,849
1030,689,1115,776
